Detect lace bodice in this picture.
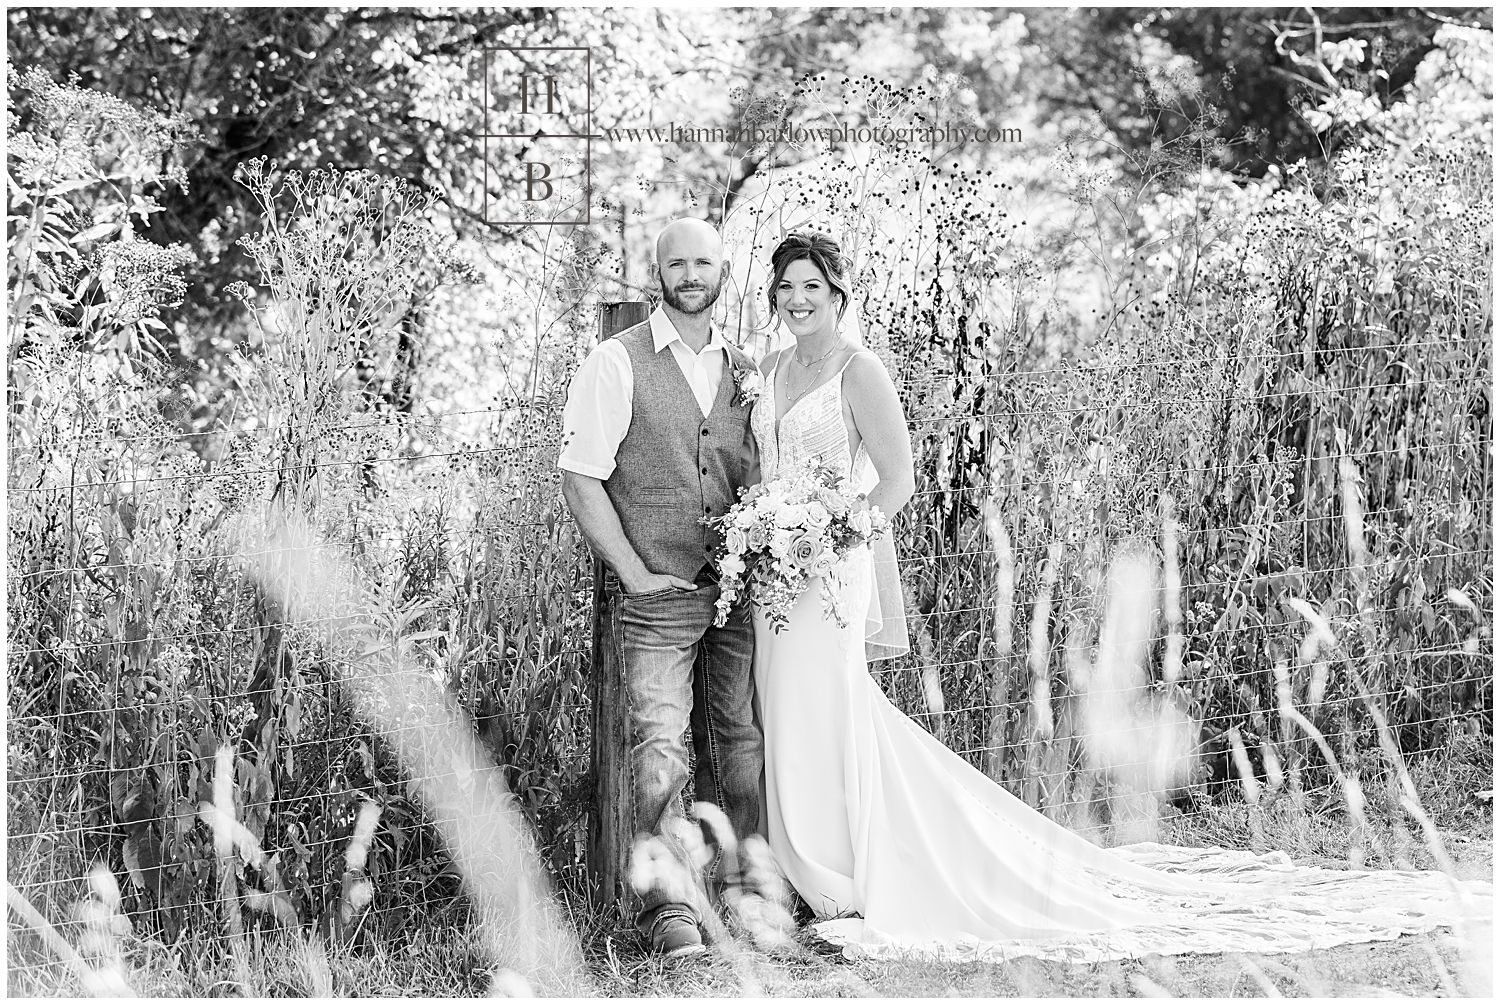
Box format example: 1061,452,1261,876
752,351,874,489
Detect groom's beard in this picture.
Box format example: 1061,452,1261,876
661,275,724,315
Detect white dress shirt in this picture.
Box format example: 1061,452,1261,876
558,306,730,479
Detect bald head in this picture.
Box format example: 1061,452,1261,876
654,217,723,265
653,218,728,318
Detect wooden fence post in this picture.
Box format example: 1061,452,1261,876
587,300,651,913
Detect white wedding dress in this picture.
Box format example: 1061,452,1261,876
748,357,1491,962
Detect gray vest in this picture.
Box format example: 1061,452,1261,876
604,322,753,581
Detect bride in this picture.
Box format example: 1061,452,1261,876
746,231,1490,962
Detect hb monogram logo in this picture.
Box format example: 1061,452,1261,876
482,47,592,226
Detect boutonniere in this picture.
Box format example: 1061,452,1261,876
731,366,765,407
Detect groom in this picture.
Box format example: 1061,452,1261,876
558,218,762,959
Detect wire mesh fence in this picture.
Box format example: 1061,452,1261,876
7,315,1492,983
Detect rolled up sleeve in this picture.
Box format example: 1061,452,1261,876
558,339,632,480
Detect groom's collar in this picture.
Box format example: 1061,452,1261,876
650,305,725,355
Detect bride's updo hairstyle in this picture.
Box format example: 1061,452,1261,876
768,231,852,324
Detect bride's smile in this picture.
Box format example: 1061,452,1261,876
776,259,841,340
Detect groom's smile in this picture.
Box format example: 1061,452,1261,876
661,273,724,316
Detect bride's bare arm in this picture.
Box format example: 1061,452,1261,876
843,351,915,519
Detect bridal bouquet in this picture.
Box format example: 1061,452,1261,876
705,457,890,632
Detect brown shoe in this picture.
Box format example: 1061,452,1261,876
649,909,706,960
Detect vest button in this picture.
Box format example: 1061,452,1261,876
701,467,708,475
705,506,712,514
701,428,710,436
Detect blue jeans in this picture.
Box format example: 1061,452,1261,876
609,568,761,932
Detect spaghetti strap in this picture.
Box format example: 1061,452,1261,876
833,348,874,382
764,346,789,376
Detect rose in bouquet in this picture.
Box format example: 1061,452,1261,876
704,457,890,632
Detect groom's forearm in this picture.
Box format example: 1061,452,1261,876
560,471,652,588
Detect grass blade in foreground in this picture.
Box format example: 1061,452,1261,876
233,507,588,996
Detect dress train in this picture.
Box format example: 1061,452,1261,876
754,544,1491,962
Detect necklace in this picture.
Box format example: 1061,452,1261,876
794,339,840,367
783,339,843,407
